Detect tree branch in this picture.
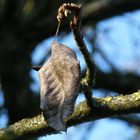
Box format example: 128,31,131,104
117,115,140,126
82,0,140,24
68,5,96,108
0,91,140,140
95,70,140,94
22,0,140,45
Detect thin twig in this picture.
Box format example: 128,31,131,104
70,16,96,86
69,6,96,108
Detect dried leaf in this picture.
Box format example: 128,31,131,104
38,42,80,131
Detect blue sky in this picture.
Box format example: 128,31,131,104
38,119,136,140
0,8,140,140
34,10,140,140
33,9,140,140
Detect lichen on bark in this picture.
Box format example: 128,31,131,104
0,91,139,140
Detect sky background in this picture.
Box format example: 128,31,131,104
36,9,140,140
0,8,140,140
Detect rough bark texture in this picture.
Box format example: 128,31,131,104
0,91,139,140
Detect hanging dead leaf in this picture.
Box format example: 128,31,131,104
38,42,80,131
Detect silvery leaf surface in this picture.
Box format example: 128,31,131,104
38,42,80,131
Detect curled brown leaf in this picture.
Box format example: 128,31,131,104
38,42,80,131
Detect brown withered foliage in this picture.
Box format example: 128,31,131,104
38,42,80,131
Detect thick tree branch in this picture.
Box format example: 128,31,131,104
117,115,140,126
95,70,140,94
23,0,140,44
82,0,140,24
0,91,140,140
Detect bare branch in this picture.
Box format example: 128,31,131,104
70,6,96,109
95,70,140,94
0,91,139,140
117,115,140,126
82,0,140,24
12,0,140,47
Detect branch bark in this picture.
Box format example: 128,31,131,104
0,91,140,140
69,6,95,108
